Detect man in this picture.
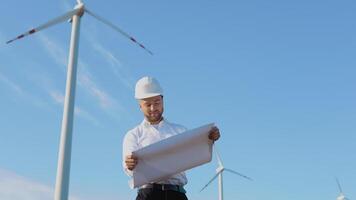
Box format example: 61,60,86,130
123,76,220,200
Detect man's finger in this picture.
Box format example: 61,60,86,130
125,158,137,163
209,130,220,141
125,160,135,165
126,155,138,160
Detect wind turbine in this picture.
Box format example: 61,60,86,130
336,178,350,200
200,145,252,200
6,1,152,200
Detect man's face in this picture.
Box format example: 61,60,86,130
139,95,164,124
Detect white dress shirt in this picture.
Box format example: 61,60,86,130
122,118,188,186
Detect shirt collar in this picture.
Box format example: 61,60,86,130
141,117,167,128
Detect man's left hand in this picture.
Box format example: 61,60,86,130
209,126,220,141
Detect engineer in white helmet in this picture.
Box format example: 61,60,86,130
122,76,220,200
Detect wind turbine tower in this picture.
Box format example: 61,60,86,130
200,146,252,200
6,1,152,200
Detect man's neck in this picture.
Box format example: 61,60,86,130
146,117,163,125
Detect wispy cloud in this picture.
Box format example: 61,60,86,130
91,42,134,90
0,72,25,96
77,72,115,109
36,30,136,124
1,66,99,125
37,33,122,111
37,33,67,69
49,90,100,126
0,71,49,109
0,168,81,200
49,90,65,104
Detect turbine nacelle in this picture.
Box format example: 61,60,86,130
337,194,345,200
74,3,84,17
216,165,224,173
335,178,351,200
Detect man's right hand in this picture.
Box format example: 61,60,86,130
125,155,138,171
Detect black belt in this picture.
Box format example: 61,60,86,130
141,183,186,193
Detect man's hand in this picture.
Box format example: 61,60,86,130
209,126,220,141
125,155,138,171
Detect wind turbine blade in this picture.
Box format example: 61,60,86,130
200,172,220,192
84,8,153,55
6,7,82,44
225,168,253,181
336,177,343,193
214,144,223,167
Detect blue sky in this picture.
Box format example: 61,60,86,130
0,0,355,199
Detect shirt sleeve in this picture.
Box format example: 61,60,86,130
122,130,138,177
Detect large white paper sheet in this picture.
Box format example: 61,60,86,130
131,123,215,188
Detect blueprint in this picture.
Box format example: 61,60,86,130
131,123,215,188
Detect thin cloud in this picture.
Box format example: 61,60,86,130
77,73,115,109
91,42,134,90
49,90,100,126
0,66,99,126
37,33,123,112
74,107,101,126
5,33,102,124
77,62,131,123
77,57,125,112
49,90,64,104
0,71,49,109
0,72,25,95
37,33,67,69
0,168,81,200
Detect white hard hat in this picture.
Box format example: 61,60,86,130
135,76,163,99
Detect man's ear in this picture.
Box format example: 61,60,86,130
138,101,143,110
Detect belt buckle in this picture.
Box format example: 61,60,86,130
162,184,173,191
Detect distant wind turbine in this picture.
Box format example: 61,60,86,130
200,145,252,200
336,178,350,200
6,1,152,200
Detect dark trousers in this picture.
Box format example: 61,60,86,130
136,188,188,200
